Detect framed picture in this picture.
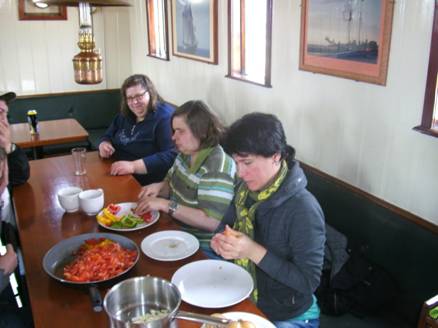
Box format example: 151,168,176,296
171,0,218,64
299,0,394,85
18,0,67,21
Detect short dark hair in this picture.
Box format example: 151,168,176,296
172,100,225,149
120,74,163,119
224,112,295,161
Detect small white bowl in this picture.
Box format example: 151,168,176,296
57,186,83,213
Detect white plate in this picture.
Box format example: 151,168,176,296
171,260,254,308
141,230,199,261
202,312,275,328
97,202,159,232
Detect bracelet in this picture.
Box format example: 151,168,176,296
168,200,178,216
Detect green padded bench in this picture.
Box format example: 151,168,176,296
302,163,438,328
8,89,120,155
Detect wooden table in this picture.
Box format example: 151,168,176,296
13,152,264,328
10,118,89,158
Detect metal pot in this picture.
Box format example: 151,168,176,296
103,276,231,328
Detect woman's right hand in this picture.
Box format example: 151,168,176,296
99,141,115,158
138,182,164,199
0,244,17,275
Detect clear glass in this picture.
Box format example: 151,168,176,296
71,147,87,176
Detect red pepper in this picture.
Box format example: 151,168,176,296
141,212,153,223
107,203,121,215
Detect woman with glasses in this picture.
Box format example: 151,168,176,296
211,113,325,328
135,100,236,258
99,74,177,185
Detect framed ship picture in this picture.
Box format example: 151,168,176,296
299,0,394,85
171,0,218,64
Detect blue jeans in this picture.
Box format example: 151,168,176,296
273,318,320,328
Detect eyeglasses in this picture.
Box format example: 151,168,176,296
126,90,148,103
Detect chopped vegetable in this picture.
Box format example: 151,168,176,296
132,309,169,324
63,238,137,282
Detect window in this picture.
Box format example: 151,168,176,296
146,0,169,60
414,1,438,137
227,0,273,87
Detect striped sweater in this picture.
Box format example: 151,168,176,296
165,145,236,248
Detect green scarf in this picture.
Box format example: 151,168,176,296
233,160,288,302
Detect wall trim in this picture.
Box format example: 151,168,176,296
300,162,438,235
16,89,121,100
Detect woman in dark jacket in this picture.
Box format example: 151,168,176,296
99,74,177,186
211,113,326,328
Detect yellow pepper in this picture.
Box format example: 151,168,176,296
102,208,121,223
96,214,112,226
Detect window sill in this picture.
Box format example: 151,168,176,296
147,54,169,61
412,125,438,138
225,74,272,88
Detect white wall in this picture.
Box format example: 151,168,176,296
0,0,131,93
1,0,436,225
129,0,438,225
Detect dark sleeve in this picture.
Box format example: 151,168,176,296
142,107,177,176
258,196,326,294
8,145,30,186
214,200,237,233
99,114,120,145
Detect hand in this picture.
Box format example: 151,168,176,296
99,141,115,158
211,225,267,264
138,182,163,199
110,161,135,175
135,196,168,215
0,244,18,275
0,118,12,153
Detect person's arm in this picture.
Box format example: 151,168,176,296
7,144,30,187
99,114,120,146
257,200,326,294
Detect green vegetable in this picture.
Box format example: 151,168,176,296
110,213,144,229
430,306,438,320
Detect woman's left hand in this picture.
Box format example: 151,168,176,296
211,226,267,264
110,161,135,175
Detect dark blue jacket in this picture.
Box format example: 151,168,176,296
100,102,177,185
218,161,326,321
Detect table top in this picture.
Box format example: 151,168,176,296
13,151,264,328
10,118,89,148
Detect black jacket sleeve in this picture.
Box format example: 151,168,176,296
8,145,30,186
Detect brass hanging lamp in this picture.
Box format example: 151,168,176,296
34,0,130,84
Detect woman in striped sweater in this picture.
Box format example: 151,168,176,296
136,100,236,257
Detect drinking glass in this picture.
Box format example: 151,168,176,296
71,147,87,175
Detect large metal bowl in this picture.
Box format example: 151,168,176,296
103,276,231,328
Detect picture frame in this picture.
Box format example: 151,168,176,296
18,0,67,21
299,0,394,85
171,0,218,64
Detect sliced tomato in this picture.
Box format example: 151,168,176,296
141,212,153,223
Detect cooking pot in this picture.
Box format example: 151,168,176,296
43,232,139,312
104,276,232,328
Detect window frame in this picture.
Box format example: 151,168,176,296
226,0,273,88
145,0,170,61
414,1,438,138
